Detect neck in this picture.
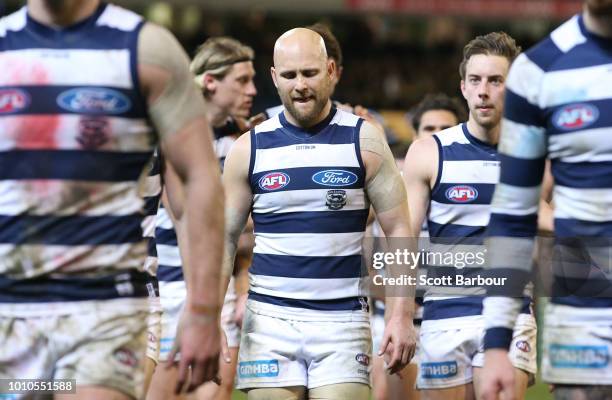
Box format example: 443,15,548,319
28,0,99,28
583,7,612,38
285,100,332,129
466,118,499,146
204,100,230,128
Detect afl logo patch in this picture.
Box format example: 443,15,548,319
0,89,30,114
57,88,131,114
259,172,290,191
355,353,370,366
516,340,531,353
445,185,478,203
312,170,358,187
553,103,599,131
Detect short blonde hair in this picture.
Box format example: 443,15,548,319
190,37,254,95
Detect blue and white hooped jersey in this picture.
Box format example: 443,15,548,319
0,4,155,302
424,124,529,320
248,107,370,313
142,149,162,297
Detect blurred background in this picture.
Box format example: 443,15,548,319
0,0,583,143
0,2,581,399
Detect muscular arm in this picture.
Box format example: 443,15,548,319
220,132,253,295
138,22,224,312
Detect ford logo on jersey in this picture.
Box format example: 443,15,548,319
57,88,131,114
445,185,478,203
0,89,30,114
553,103,599,131
259,172,290,191
312,170,358,187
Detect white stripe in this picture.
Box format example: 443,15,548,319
157,244,181,266
0,181,143,216
332,109,360,127
144,256,158,275
253,188,367,214
0,7,26,37
253,143,359,173
555,186,612,222
428,201,491,227
156,208,175,230
250,275,363,300
506,53,545,108
491,183,540,216
264,105,284,118
499,119,547,159
436,125,468,147
96,4,142,31
540,62,612,108
254,232,362,257
550,15,584,53
549,127,612,163
0,243,145,275
255,116,282,133
142,215,156,237
141,174,161,198
440,160,500,184
0,49,132,87
0,115,153,152
214,136,236,160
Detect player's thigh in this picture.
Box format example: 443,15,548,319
193,347,239,400
420,384,474,400
387,363,419,400
308,382,370,400
143,357,157,398
553,385,612,400
247,386,306,400
370,352,388,400
146,364,186,400
472,366,529,400
55,386,133,400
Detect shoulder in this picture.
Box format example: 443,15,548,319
96,3,142,31
137,22,189,70
0,7,26,37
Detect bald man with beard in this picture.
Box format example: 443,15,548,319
221,28,417,400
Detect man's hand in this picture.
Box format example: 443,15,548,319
478,349,516,400
234,293,248,328
379,315,416,375
166,308,222,394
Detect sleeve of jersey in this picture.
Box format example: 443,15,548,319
483,53,548,350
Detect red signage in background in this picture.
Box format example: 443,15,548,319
346,0,582,19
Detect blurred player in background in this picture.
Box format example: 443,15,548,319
147,36,257,400
403,32,537,400
0,1,224,399
479,1,612,399
223,28,417,400
409,93,467,139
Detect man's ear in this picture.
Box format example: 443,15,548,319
271,66,278,89
203,73,217,95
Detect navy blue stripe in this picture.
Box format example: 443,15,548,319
0,85,148,118
256,123,358,149
484,327,514,350
0,214,143,245
252,209,368,234
498,153,545,187
552,296,612,308
249,291,368,311
155,227,178,246
547,40,612,72
440,142,499,162
277,106,339,138
0,270,149,302
431,134,443,193
148,154,161,176
157,265,184,282
431,182,495,205
487,212,538,238
552,160,612,189
129,20,148,121
545,99,612,136
427,221,484,244
462,123,497,151
0,150,152,181
146,236,157,257
251,166,365,194
555,218,612,238
248,129,256,179
524,37,563,72
504,89,544,127
143,196,160,216
423,297,530,320
354,118,366,171
251,253,364,279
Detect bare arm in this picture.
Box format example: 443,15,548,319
138,22,223,391
360,121,416,374
220,132,253,296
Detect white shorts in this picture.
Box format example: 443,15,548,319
417,313,537,389
542,303,612,385
159,279,240,362
146,295,162,364
236,300,372,390
0,298,148,400
371,310,421,365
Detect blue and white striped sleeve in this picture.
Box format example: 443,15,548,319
483,53,549,350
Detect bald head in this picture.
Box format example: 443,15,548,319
273,28,328,67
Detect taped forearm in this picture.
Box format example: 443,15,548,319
138,23,207,140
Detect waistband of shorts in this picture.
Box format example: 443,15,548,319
0,297,149,317
246,298,370,322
